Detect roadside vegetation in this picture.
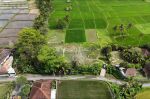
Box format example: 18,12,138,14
0,82,15,99
110,78,142,99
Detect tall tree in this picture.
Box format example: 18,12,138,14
14,28,46,71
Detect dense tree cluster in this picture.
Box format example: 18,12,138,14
14,28,69,74
111,78,142,99
121,48,144,64
33,0,52,34
56,15,70,29
14,28,46,73
37,45,69,75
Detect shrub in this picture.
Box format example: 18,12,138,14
101,46,112,61
74,62,102,75
56,19,67,29
16,76,28,86
121,48,144,63
33,13,49,34
21,84,31,97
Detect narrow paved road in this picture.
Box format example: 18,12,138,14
0,74,125,85
0,74,150,87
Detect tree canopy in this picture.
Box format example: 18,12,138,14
38,45,69,75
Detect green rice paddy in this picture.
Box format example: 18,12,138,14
57,80,112,99
65,29,86,43
49,0,150,45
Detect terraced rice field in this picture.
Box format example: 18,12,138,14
49,0,150,45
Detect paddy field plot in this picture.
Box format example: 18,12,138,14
65,29,86,43
135,23,150,34
49,0,150,45
57,80,112,99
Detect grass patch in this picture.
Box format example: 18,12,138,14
57,80,112,99
135,88,150,99
65,29,86,43
0,83,13,98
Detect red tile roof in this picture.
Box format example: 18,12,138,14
125,68,137,77
142,49,150,57
30,80,51,99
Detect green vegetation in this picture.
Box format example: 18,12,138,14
34,0,51,34
49,0,150,45
72,62,103,75
0,82,14,99
37,45,69,75
16,76,28,86
121,47,144,64
14,28,46,73
110,78,142,99
57,80,112,99
65,29,86,43
135,88,150,99
21,84,31,97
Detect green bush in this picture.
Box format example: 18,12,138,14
56,19,67,29
74,63,102,75
34,0,51,34
21,84,31,97
121,48,144,63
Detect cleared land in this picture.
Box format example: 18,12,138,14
57,80,112,99
49,0,150,45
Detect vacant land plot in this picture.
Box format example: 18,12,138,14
85,29,97,42
65,29,86,43
135,88,150,99
49,0,150,45
57,80,112,99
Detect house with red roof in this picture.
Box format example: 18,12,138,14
30,80,51,99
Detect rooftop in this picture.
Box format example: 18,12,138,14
30,80,51,99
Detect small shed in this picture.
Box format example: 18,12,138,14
125,68,137,77
100,64,106,77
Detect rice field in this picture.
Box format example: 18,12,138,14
49,0,150,45
57,80,112,99
65,29,86,43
